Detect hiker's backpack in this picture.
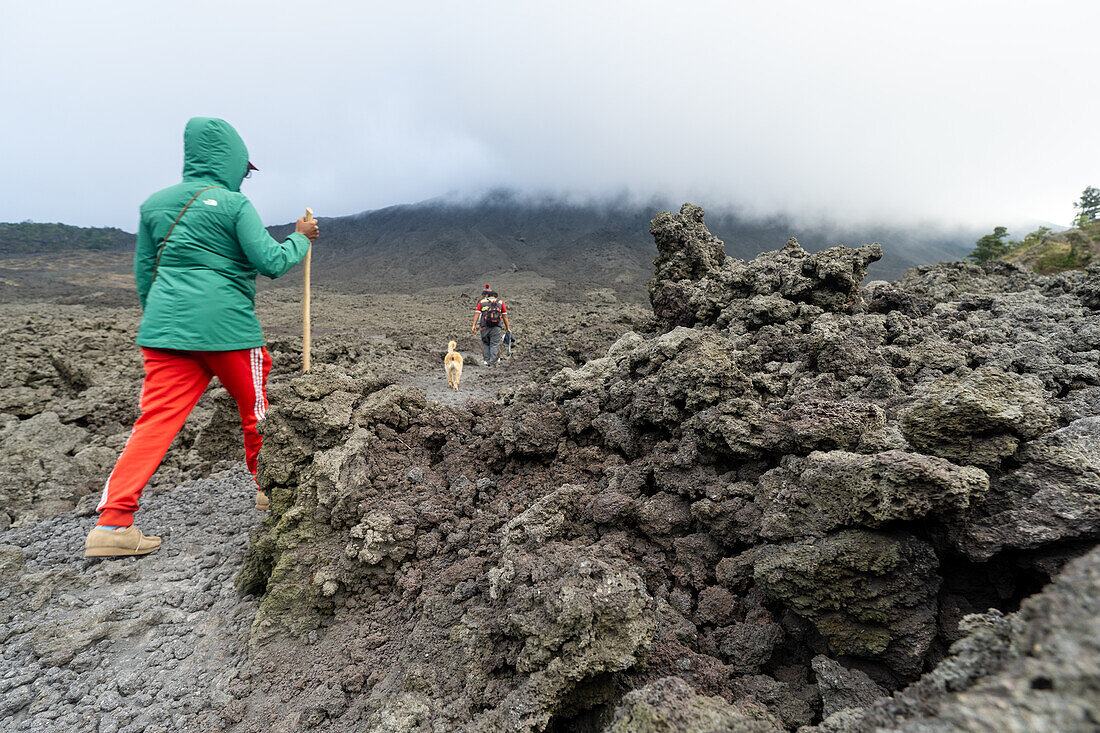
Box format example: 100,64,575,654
481,299,503,328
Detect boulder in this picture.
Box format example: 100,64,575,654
814,545,1100,732
754,530,940,678
690,399,885,461
811,655,885,717
758,449,989,540
900,366,1057,466
0,411,108,524
606,676,783,733
499,401,565,458
953,417,1100,560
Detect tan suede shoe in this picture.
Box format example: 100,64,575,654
84,525,162,558
255,490,270,511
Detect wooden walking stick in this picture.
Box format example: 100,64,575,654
303,206,313,372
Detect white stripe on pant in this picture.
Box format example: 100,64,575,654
251,347,265,420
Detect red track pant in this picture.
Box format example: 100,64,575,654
96,346,271,527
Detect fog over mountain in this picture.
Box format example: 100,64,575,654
264,191,976,295
2,191,976,299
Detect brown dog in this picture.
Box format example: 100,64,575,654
444,340,463,391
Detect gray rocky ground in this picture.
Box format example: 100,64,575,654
1,468,259,731
0,270,646,526
2,205,1100,731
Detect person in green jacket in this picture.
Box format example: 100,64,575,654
85,117,319,559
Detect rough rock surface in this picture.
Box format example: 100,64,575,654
900,367,1057,467
649,205,883,330
950,416,1100,561
0,468,260,731
226,205,1100,729
754,530,941,677
3,203,1100,731
0,309,146,526
605,676,783,732
810,655,884,718
809,545,1100,732
756,449,989,540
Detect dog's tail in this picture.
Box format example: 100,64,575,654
447,340,457,352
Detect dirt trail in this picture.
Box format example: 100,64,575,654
408,348,526,406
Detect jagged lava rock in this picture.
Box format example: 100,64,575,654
648,204,882,330
810,655,885,718
812,545,1100,732
757,449,989,540
217,203,1100,730
605,676,783,732
952,416,1100,561
901,366,1057,467
754,530,940,678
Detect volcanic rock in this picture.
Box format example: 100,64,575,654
810,656,885,718
754,530,941,678
605,676,783,732
812,545,1100,732
224,206,1100,728
900,367,1057,467
951,416,1100,561
649,205,882,330
5,201,1100,731
757,449,989,540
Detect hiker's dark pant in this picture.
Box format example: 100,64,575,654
481,326,503,366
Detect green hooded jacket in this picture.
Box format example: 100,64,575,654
134,117,311,351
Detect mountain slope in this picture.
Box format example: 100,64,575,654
1,196,977,299
1002,219,1099,274
0,222,134,255
267,194,975,296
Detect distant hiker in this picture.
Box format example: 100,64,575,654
471,285,493,329
472,285,493,328
471,289,511,368
85,117,319,559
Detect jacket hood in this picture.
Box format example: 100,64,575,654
181,117,250,192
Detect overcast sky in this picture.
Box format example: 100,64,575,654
2,1,1096,231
